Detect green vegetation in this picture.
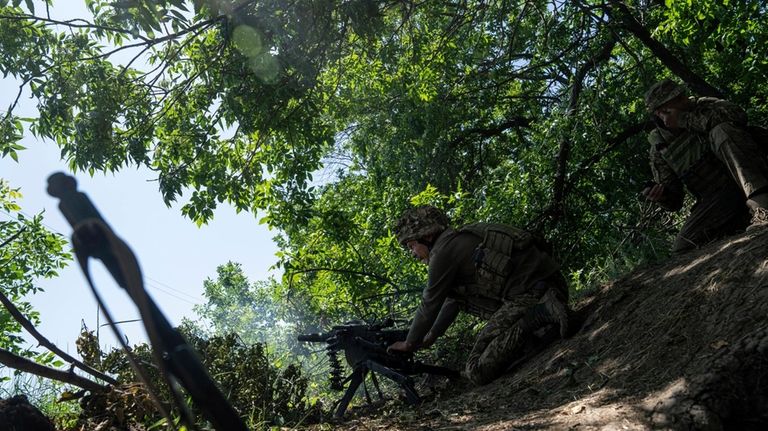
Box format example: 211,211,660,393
1,0,767,428
0,181,69,354
73,325,314,429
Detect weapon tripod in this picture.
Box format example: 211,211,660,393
299,320,458,419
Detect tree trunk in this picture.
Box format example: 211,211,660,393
548,37,618,230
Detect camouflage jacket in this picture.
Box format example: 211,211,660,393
649,97,748,210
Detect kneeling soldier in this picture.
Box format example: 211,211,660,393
387,205,570,385
643,79,768,253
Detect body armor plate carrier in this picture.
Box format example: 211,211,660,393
451,223,538,318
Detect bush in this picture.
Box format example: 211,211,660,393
74,326,314,429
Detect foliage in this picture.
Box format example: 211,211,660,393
655,0,768,120
76,324,313,428
2,1,768,420
192,262,293,346
273,175,425,327
184,331,313,427
2,1,755,251
0,180,70,354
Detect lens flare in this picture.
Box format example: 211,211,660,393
232,25,263,58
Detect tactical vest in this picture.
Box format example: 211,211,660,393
655,130,707,176
653,129,735,201
448,223,536,319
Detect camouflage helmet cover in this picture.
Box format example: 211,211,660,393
394,205,450,246
644,79,686,112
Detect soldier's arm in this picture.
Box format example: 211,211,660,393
404,252,459,347
423,298,461,345
648,132,685,211
678,98,748,133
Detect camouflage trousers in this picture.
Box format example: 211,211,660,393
672,174,749,253
464,276,568,385
711,122,768,198
672,123,767,253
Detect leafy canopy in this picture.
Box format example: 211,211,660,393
1,0,767,325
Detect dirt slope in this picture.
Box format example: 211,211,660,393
324,227,768,431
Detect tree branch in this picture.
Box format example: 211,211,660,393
0,227,26,250
446,117,532,149
565,120,653,194
0,13,150,42
0,286,118,385
548,36,618,229
0,348,107,392
287,266,403,293
604,0,724,98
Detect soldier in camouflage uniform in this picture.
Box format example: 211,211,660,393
643,79,768,253
387,205,570,385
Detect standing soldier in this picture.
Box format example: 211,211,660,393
643,79,768,253
387,205,570,385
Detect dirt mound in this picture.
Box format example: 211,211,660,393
0,395,55,431
325,227,768,430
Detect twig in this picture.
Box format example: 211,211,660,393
287,267,399,292
0,13,150,41
0,286,118,385
0,227,27,250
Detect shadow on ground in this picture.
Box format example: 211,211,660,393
315,227,768,431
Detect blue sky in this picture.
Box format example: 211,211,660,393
0,1,280,353
1,134,280,353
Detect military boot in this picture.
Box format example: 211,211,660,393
540,288,570,338
746,193,768,230
518,288,570,338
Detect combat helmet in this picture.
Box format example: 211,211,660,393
644,79,686,111
394,205,450,246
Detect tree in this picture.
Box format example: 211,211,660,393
1,0,766,327
193,262,287,344
0,180,69,354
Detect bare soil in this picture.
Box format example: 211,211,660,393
314,226,768,431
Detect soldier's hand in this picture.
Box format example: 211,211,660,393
642,183,665,202
387,340,417,354
420,332,438,349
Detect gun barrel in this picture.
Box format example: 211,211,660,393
297,332,332,342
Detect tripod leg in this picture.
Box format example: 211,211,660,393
362,369,372,404
369,370,385,400
365,360,421,405
334,367,366,419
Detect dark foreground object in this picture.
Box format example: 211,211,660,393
47,172,247,430
0,395,54,431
